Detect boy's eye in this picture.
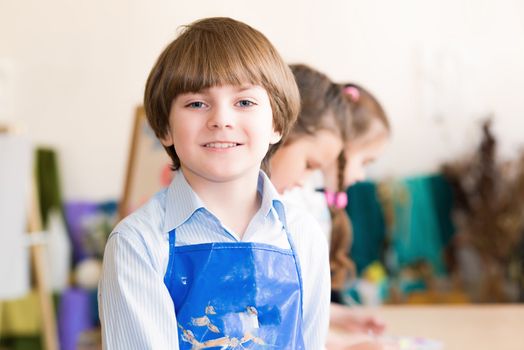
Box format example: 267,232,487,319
236,100,256,107
186,101,206,109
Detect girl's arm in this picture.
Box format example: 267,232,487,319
99,231,179,349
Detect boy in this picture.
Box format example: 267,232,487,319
99,17,330,349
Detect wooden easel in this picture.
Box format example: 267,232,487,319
28,176,59,350
0,125,58,350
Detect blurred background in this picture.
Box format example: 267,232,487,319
1,0,524,349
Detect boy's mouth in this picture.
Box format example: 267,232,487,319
203,142,242,149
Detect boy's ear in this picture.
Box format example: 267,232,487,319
269,129,282,145
160,130,174,147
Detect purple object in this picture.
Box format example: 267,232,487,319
58,288,94,350
64,202,98,264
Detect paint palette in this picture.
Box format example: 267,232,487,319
380,335,443,350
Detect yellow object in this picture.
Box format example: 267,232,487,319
0,290,42,336
363,261,387,284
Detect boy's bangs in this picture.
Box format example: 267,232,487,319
171,35,268,94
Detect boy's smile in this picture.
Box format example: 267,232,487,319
161,84,281,185
203,142,242,149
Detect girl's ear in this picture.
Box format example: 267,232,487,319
269,129,282,145
160,130,174,147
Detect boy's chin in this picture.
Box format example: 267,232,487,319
181,166,260,184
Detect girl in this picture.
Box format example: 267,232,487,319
324,83,391,350
270,71,391,349
326,83,391,306
270,64,350,194
324,83,390,192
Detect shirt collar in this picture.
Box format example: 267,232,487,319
163,170,205,233
162,170,286,233
257,170,285,218
259,171,289,231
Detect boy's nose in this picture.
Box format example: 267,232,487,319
207,106,234,129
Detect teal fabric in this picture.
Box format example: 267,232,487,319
387,174,454,276
346,181,387,275
427,175,455,246
346,174,454,277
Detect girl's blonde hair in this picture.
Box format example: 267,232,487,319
144,17,300,172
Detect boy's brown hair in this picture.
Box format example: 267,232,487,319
144,17,300,172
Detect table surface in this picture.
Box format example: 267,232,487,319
374,304,524,350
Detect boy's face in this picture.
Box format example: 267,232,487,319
161,84,281,184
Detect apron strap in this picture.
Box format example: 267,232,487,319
272,199,289,232
273,199,304,318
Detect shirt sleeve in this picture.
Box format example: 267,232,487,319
98,231,179,349
292,214,331,350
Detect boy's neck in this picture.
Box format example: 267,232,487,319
181,168,262,239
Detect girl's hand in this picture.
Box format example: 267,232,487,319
327,329,397,350
330,303,386,335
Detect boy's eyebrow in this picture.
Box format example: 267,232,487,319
235,85,257,92
181,85,257,95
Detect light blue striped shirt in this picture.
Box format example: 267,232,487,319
98,170,330,349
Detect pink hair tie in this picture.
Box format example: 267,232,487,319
324,190,348,209
343,86,360,102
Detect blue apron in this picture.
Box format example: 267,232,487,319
163,212,305,349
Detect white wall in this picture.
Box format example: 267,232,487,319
1,0,524,200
